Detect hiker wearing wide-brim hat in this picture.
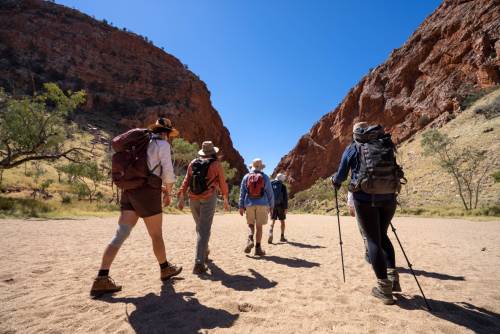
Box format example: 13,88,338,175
177,141,230,275
239,158,275,257
90,117,182,297
268,173,289,244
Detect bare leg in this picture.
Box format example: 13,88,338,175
269,220,275,235
143,213,167,264
255,224,263,244
280,220,286,235
248,224,255,239
99,210,139,270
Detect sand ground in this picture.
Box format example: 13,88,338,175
1,213,499,334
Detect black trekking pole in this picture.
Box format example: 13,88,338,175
389,222,431,311
334,188,346,283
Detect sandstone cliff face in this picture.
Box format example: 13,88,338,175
275,0,500,194
0,0,247,178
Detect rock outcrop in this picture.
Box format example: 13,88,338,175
274,0,500,194
0,0,247,178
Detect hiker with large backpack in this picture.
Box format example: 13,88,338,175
239,159,275,256
268,173,289,244
177,141,230,275
331,122,405,305
90,118,182,297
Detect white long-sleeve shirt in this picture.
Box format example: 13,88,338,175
147,135,176,185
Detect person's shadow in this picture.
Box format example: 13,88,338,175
201,262,277,291
396,267,465,281
98,280,239,334
396,295,500,334
250,255,321,268
285,241,326,249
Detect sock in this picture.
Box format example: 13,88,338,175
281,232,285,237
256,242,261,248
98,269,109,277
159,261,170,269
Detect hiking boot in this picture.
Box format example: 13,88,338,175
192,263,208,275
90,276,122,297
371,279,395,305
160,263,183,281
280,235,288,242
255,246,266,257
268,235,273,244
387,268,402,292
244,239,254,253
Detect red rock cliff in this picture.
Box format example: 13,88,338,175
274,0,500,194
0,0,247,178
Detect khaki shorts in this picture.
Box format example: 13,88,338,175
245,205,268,225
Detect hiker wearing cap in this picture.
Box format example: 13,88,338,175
239,159,274,256
177,141,230,275
90,118,182,297
331,121,404,305
268,173,289,244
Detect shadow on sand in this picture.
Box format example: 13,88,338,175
249,255,321,268
99,280,238,334
396,267,465,281
201,262,277,291
396,295,500,334
281,241,326,249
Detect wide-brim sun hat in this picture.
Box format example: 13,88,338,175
149,117,180,138
198,141,220,157
249,158,266,171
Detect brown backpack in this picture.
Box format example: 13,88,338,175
111,128,151,190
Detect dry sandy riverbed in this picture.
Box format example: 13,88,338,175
1,214,499,333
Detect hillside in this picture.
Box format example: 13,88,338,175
0,0,247,178
274,0,500,194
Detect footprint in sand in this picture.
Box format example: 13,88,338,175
238,302,254,312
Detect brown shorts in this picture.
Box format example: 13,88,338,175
120,184,162,218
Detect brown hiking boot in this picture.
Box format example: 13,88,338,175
371,279,395,305
192,263,208,275
90,276,122,297
160,263,183,281
255,246,266,257
387,268,402,292
244,238,254,253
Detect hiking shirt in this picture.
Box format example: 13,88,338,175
272,180,289,209
179,159,229,200
239,171,275,209
147,135,176,185
332,143,395,202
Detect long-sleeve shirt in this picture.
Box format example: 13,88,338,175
239,172,275,209
332,143,395,202
179,158,229,200
147,135,176,185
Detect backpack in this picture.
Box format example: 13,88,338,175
189,158,215,195
111,128,151,190
352,125,405,194
271,180,284,205
247,172,266,199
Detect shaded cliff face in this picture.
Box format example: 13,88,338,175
0,0,247,178
275,0,500,194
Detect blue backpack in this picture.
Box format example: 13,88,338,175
271,180,284,205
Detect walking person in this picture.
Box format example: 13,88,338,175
90,118,183,297
332,122,404,305
239,159,274,256
268,173,289,244
177,141,230,275
348,190,370,263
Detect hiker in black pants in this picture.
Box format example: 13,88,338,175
332,122,404,305
268,173,289,243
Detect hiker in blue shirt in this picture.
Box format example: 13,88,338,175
268,173,289,244
239,158,274,256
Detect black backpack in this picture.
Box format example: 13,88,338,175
351,125,405,194
189,158,215,195
271,180,284,205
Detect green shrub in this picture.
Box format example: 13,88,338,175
0,197,53,217
61,195,72,204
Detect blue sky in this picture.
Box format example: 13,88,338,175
57,0,441,172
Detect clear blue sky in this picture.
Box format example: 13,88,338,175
57,0,441,172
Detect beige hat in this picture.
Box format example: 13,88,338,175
276,173,286,182
353,121,369,133
198,141,219,157
249,158,266,171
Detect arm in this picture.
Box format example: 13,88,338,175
239,175,248,214
216,161,230,211
177,163,192,210
283,184,288,210
265,175,275,209
158,141,176,186
332,144,355,186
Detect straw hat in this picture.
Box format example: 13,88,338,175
249,158,266,171
198,141,220,157
149,117,179,138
